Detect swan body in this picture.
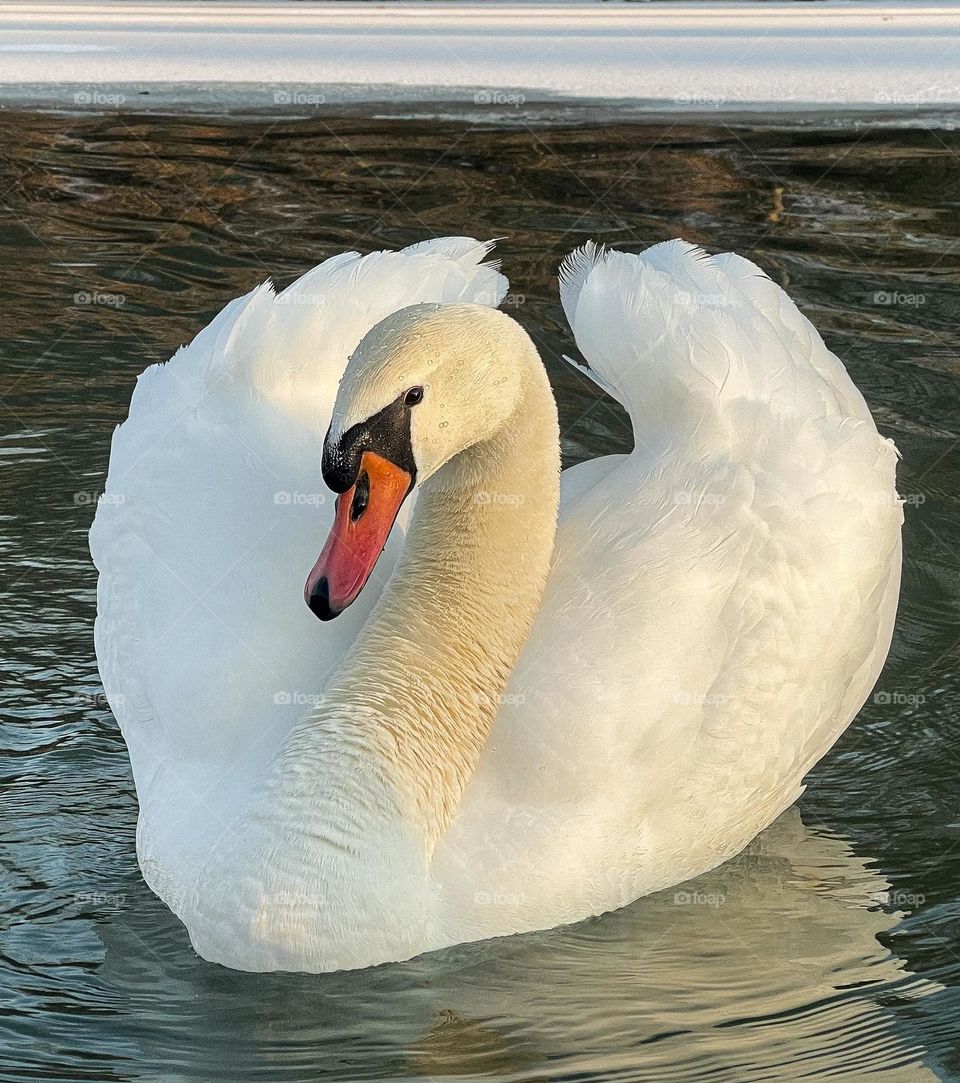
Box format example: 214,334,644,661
91,237,902,972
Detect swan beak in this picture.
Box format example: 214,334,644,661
304,450,413,620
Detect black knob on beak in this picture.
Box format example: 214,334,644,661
307,576,338,621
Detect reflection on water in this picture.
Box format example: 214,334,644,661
82,812,942,1081
1,109,959,1080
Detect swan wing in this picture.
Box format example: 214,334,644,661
438,240,901,934
89,238,507,903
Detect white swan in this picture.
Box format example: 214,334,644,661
90,236,902,973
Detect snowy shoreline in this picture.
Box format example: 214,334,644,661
1,1,959,115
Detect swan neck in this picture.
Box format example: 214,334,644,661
325,342,560,847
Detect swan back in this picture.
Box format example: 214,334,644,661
434,241,902,933
553,240,902,783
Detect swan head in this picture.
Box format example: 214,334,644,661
305,302,529,620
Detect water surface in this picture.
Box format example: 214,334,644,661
1,107,959,1080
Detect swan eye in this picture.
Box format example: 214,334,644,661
350,471,370,522
404,386,424,407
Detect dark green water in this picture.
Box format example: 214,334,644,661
1,108,959,1080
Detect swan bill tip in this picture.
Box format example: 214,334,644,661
307,577,340,621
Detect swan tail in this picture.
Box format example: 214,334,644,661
558,239,881,434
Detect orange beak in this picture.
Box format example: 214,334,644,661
304,450,413,620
